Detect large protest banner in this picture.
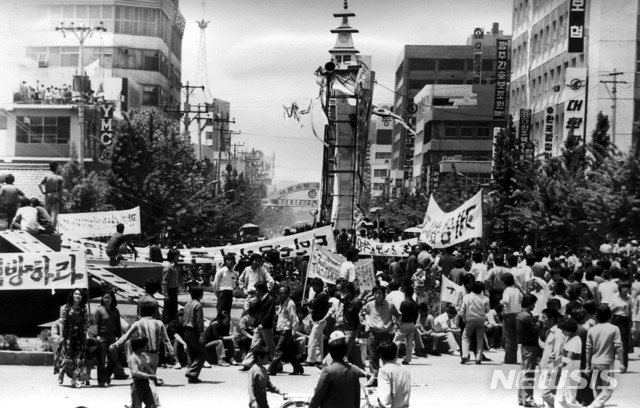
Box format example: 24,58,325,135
420,191,483,248
307,244,376,290
355,236,418,257
58,207,141,238
0,251,87,290
65,225,336,264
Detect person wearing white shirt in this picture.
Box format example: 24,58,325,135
385,281,404,312
377,341,411,408
529,277,550,317
538,308,565,408
555,319,582,408
339,248,359,285
460,281,490,364
11,197,40,234
597,271,619,306
432,307,460,354
500,273,522,364
469,252,488,282
212,254,236,317
239,253,275,294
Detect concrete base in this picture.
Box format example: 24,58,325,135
0,350,53,366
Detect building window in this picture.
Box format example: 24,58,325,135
461,126,473,137
444,125,457,137
372,183,386,191
60,47,79,67
374,152,392,160
409,58,436,71
478,125,491,138
373,169,388,178
16,116,70,144
438,59,465,70
142,86,159,106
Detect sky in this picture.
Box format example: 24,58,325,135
178,0,513,184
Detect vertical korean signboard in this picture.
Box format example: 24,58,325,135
519,109,534,161
568,0,586,53
562,68,587,146
473,28,484,85
543,106,555,159
494,39,510,119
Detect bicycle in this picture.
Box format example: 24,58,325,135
276,385,377,408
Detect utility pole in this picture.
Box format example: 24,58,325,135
163,82,210,158
55,21,106,171
212,117,236,195
601,69,628,145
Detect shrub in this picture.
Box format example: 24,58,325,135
0,334,21,351
38,329,53,352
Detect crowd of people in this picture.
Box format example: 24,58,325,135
46,233,640,408
0,162,63,233
14,80,99,105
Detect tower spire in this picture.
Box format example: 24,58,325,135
195,18,213,102
329,0,359,67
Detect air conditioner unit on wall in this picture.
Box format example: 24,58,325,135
38,60,48,68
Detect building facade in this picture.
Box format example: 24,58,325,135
1,0,185,165
510,0,639,155
367,104,399,197
392,23,507,188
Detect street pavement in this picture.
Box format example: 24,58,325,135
4,294,639,407
1,346,639,407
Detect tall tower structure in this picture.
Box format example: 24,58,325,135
319,0,374,230
195,18,213,103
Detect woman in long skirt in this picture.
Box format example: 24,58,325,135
57,288,89,388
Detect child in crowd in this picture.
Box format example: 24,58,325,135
249,347,282,408
128,337,160,408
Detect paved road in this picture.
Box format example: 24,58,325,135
2,347,639,407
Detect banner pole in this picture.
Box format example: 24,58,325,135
302,239,315,301
481,188,486,262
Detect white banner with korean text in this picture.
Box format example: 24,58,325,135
355,236,418,257
420,191,483,248
0,251,87,290
64,225,336,264
58,207,141,238
307,244,376,290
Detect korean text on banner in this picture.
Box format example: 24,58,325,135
0,251,87,290
58,207,141,238
420,191,483,248
355,236,418,257
441,275,463,305
307,245,376,290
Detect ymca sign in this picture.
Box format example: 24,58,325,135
100,104,114,145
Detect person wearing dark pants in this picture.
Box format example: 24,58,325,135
212,254,236,317
183,286,206,383
516,294,539,407
360,285,396,386
499,273,522,365
341,281,365,370
268,286,304,376
162,249,181,323
609,282,632,368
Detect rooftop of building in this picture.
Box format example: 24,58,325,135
0,163,50,201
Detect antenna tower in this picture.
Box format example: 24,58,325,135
194,1,213,102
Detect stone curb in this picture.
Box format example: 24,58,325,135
0,350,54,366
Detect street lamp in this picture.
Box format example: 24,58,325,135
55,21,107,75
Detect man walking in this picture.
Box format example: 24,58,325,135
393,285,419,365
183,286,206,383
241,281,276,370
305,278,331,367
268,286,304,376
516,294,539,407
361,285,396,386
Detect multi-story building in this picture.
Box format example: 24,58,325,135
413,84,499,191
368,103,398,197
0,0,185,168
392,23,507,188
510,0,639,155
